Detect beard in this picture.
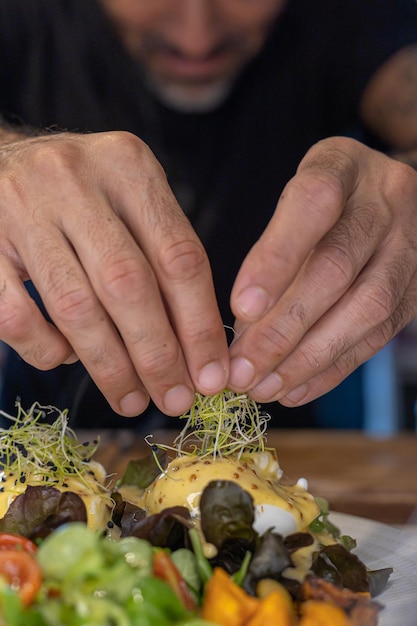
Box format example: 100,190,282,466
144,73,235,113
135,32,249,113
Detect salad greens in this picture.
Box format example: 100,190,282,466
0,397,393,625
0,523,216,626
199,480,257,551
0,485,87,538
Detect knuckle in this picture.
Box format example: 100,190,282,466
360,282,396,324
22,345,64,371
254,235,303,277
102,256,152,302
390,300,415,336
363,324,394,354
103,131,164,177
183,320,221,346
293,334,351,374
248,302,310,360
387,158,417,200
103,130,146,154
297,344,326,371
289,169,345,222
355,254,412,328
158,238,207,282
254,321,294,359
0,302,33,342
301,138,359,178
51,285,97,325
21,138,85,183
288,300,308,327
310,243,356,288
331,347,360,378
95,361,135,390
367,287,393,318
329,201,391,253
330,334,352,362
138,343,181,380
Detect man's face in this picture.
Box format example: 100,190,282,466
100,0,287,112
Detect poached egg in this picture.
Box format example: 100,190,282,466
0,460,113,532
143,451,320,537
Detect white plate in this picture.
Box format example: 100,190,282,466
330,512,417,626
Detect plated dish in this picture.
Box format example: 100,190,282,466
330,512,417,626
0,394,398,625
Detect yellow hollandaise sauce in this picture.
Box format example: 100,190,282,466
143,453,320,533
0,460,113,531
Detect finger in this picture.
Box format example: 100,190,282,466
1,131,227,416
5,132,199,416
0,255,75,368
103,135,229,396
153,233,229,393
138,219,229,396
0,133,152,416
270,320,401,407
229,196,391,390
248,248,416,403
230,138,360,322
72,214,197,417
14,222,153,417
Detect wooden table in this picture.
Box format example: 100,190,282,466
78,428,417,526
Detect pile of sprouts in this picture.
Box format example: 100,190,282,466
0,403,99,487
150,390,272,461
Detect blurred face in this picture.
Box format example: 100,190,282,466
100,0,287,112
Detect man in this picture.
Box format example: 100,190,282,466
1,0,417,427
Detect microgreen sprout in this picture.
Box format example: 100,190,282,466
152,390,272,460
0,402,100,490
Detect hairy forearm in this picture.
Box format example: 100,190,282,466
0,113,67,146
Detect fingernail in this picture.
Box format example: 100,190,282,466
164,384,195,415
198,361,227,393
236,286,269,319
120,390,149,416
251,372,283,401
284,384,309,404
229,357,255,389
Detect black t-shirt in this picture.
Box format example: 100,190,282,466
1,0,417,428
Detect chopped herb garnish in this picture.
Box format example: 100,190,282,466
151,390,273,461
0,403,100,491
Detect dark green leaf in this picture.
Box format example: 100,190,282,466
243,530,292,595
312,544,369,593
118,448,167,488
212,538,253,575
339,534,357,551
0,485,87,540
199,480,256,550
284,532,314,553
367,567,393,597
112,497,147,530
121,505,193,551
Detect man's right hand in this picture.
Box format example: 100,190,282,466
0,130,229,417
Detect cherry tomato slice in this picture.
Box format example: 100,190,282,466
0,533,38,554
0,550,42,606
